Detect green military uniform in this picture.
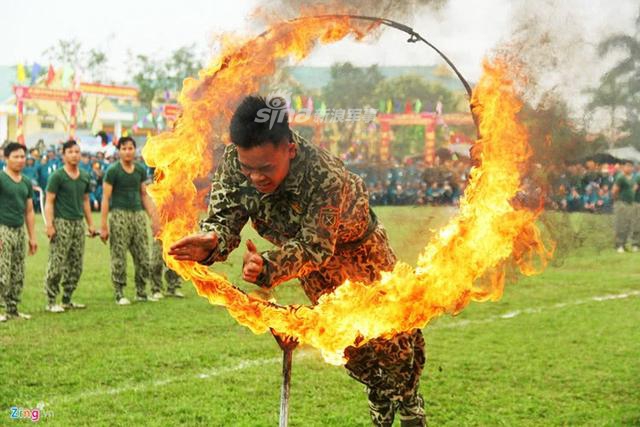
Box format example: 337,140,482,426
200,133,426,426
105,161,150,300
614,173,637,248
44,168,91,304
632,174,640,245
0,171,33,315
150,239,181,294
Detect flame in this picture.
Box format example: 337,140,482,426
142,16,552,365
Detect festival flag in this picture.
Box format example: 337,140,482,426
306,96,314,112
30,63,42,86
46,65,55,86
378,100,385,113
414,99,422,113
16,63,26,83
319,101,327,116
404,99,412,114
294,95,303,111
386,98,392,114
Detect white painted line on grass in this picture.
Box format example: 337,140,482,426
53,351,310,404
434,289,640,330
50,289,639,403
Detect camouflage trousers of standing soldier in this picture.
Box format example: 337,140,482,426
299,225,426,426
109,209,150,299
614,202,637,248
44,218,85,304
0,225,26,315
150,239,181,293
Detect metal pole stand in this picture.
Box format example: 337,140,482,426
271,329,298,427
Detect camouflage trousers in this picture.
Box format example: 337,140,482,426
0,225,26,315
614,202,637,248
301,225,426,426
344,330,426,427
44,218,85,304
150,239,181,293
109,209,150,299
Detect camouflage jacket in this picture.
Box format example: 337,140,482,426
199,133,373,289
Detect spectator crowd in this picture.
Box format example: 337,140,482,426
1,145,633,214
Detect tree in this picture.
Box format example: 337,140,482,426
593,7,640,147
586,76,627,149
42,39,111,131
322,63,384,150
129,45,203,128
164,45,203,93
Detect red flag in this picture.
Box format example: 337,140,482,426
404,99,412,114
46,65,55,86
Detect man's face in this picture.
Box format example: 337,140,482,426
623,163,634,175
7,148,26,172
236,139,296,193
118,142,136,162
63,144,81,166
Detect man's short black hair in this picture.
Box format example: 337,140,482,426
4,142,26,158
117,136,136,150
62,139,79,154
230,95,292,149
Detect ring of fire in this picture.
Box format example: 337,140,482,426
142,15,552,364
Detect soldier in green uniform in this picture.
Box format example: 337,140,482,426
150,239,184,299
613,161,638,252
145,169,184,299
100,137,160,305
44,140,95,313
170,96,426,426
0,143,38,322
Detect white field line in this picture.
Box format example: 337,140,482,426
53,351,310,404
432,289,640,330
50,290,639,404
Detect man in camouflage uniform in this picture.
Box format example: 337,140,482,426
146,168,184,299
100,137,160,305
44,140,95,312
613,161,638,252
170,96,426,426
0,143,38,322
150,239,183,298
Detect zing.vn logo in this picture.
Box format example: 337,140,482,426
9,405,53,422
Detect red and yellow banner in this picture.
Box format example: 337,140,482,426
13,86,81,103
162,103,181,120
79,83,138,99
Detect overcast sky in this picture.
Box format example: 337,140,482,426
1,0,638,117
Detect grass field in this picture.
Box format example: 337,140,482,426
1,206,638,426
